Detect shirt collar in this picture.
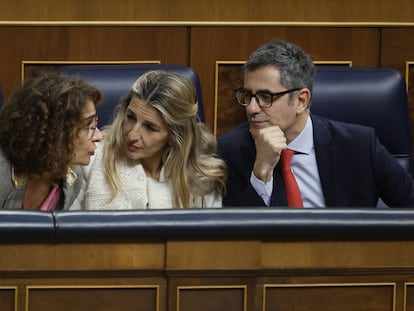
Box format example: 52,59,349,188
288,115,313,155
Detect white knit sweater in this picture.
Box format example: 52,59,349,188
83,143,221,210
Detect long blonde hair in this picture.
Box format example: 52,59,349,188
102,70,227,207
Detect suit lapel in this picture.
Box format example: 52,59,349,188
311,115,338,206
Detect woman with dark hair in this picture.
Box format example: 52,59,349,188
0,70,103,210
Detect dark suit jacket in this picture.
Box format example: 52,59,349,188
217,114,414,207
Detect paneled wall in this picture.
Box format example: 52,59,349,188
0,0,413,22
0,26,189,102
1,1,414,135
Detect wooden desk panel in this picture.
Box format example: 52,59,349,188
2,208,414,311
0,239,412,311
263,283,395,311
27,286,159,311
0,287,16,311
0,242,165,271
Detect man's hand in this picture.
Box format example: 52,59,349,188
250,126,287,183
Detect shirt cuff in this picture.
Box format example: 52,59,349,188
250,172,273,206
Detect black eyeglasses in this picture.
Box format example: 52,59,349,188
235,88,301,108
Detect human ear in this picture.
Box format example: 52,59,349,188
296,88,311,113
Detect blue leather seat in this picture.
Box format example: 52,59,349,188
58,64,205,126
311,67,413,174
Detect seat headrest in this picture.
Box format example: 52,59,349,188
311,67,412,155
58,64,205,125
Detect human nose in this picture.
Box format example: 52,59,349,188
92,128,103,142
246,95,262,113
126,123,143,140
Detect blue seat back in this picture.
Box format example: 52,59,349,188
58,64,205,126
311,67,413,174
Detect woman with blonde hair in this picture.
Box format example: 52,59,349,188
84,70,227,209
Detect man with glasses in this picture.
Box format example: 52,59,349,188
217,39,414,207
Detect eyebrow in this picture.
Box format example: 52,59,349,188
126,108,135,115
83,113,97,121
126,108,163,127
242,87,275,93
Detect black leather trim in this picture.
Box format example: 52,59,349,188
0,210,55,242
2,209,413,243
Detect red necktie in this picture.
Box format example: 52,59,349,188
280,149,303,208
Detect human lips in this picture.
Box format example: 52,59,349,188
88,144,97,156
249,114,267,123
249,117,267,127
250,119,264,125
126,142,140,152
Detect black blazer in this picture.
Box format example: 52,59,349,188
217,114,414,207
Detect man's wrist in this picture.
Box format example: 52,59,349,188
253,165,273,183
